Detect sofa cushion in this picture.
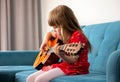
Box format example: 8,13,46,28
0,66,34,82
15,70,37,82
83,21,120,74
52,73,106,82
15,70,106,82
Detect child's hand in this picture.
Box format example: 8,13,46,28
40,41,47,52
39,32,52,52
53,43,60,56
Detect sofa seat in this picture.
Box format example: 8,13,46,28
15,70,106,82
0,66,34,82
15,70,37,82
51,73,106,82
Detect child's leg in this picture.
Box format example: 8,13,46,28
35,68,65,82
26,70,45,82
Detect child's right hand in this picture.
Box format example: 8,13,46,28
39,32,53,52
40,42,47,52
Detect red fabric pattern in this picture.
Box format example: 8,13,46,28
42,31,90,75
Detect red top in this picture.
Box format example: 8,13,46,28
42,31,90,75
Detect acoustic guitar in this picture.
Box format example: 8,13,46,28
33,37,84,70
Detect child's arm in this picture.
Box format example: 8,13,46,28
53,43,79,64
40,32,53,52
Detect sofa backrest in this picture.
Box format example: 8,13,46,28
0,50,39,65
82,21,120,74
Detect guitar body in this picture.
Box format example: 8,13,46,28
33,37,63,70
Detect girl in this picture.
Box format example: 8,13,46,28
26,5,91,82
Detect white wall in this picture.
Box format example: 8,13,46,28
40,0,120,39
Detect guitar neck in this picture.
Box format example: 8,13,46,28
59,45,67,51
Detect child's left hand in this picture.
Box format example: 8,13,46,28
53,43,60,56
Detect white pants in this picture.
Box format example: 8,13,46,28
26,68,65,82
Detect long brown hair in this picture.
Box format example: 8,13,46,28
48,5,91,52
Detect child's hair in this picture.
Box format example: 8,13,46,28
48,5,92,52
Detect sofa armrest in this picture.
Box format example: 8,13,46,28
0,50,39,65
106,49,120,82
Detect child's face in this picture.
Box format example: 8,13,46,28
53,26,62,40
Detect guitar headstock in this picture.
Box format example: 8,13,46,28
60,42,85,55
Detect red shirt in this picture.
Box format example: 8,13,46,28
42,31,90,75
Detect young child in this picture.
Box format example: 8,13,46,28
26,5,91,82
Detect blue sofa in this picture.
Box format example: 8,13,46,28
0,21,120,82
